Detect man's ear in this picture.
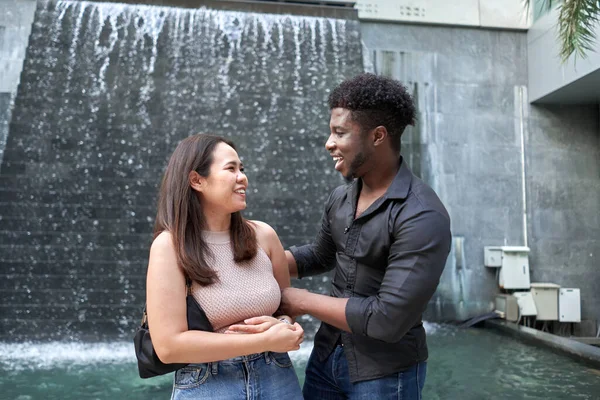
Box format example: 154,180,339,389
372,126,388,146
189,171,204,192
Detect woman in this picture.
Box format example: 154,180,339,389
146,134,304,399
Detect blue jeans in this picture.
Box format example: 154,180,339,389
171,352,302,400
303,345,427,400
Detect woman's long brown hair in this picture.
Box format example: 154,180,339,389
153,134,257,285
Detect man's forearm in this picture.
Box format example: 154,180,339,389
300,292,351,332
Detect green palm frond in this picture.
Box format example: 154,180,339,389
558,0,600,61
525,0,600,62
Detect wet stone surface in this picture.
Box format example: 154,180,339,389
0,0,363,340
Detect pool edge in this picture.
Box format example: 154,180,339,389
485,320,600,369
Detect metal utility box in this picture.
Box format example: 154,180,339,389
495,294,519,322
513,292,537,316
531,283,560,321
497,246,531,290
559,288,581,323
484,246,503,267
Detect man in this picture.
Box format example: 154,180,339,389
280,73,452,399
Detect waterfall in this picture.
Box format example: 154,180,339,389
0,0,363,340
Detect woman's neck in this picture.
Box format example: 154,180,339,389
202,208,232,232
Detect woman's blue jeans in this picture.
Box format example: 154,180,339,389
171,352,302,400
302,345,427,400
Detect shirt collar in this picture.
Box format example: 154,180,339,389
384,156,412,200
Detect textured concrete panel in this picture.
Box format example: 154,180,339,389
526,102,600,324
356,0,530,29
363,22,600,324
0,0,37,163
528,7,600,103
479,0,530,29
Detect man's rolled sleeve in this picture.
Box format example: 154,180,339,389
345,296,376,336
289,244,318,279
345,209,451,342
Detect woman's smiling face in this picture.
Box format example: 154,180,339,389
197,142,248,214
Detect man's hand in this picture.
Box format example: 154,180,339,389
280,287,310,318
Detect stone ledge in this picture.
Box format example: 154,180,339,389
72,0,359,19
485,319,600,369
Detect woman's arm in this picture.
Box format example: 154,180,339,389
146,231,302,364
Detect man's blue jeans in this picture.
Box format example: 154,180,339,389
303,345,427,400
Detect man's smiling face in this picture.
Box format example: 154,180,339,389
326,108,372,181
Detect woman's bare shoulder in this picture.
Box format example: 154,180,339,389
249,220,277,239
149,231,179,271
151,230,175,250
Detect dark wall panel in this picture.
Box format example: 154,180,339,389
0,0,363,340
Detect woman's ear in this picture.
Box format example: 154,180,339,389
189,171,204,192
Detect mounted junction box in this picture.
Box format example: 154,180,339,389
531,283,560,321
497,246,531,290
495,294,519,322
559,288,581,323
513,292,537,316
484,246,503,267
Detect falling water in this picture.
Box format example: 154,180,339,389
0,0,363,340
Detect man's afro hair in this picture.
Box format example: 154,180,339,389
328,74,416,149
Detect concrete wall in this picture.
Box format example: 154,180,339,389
528,6,600,103
362,22,600,325
0,0,37,165
526,104,600,324
355,0,531,30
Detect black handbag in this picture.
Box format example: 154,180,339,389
133,279,214,379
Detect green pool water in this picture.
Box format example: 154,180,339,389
2,324,599,399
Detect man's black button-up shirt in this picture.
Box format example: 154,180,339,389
290,159,451,383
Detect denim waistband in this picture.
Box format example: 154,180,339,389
217,351,268,365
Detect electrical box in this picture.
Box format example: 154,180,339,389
513,292,537,316
559,288,581,323
530,283,560,321
498,246,530,290
484,246,502,267
495,294,519,322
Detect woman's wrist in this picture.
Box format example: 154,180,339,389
277,316,293,325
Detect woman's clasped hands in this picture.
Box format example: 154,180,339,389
225,316,304,352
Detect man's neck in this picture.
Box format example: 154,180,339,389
360,155,400,196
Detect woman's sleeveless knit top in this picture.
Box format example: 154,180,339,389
191,230,281,333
